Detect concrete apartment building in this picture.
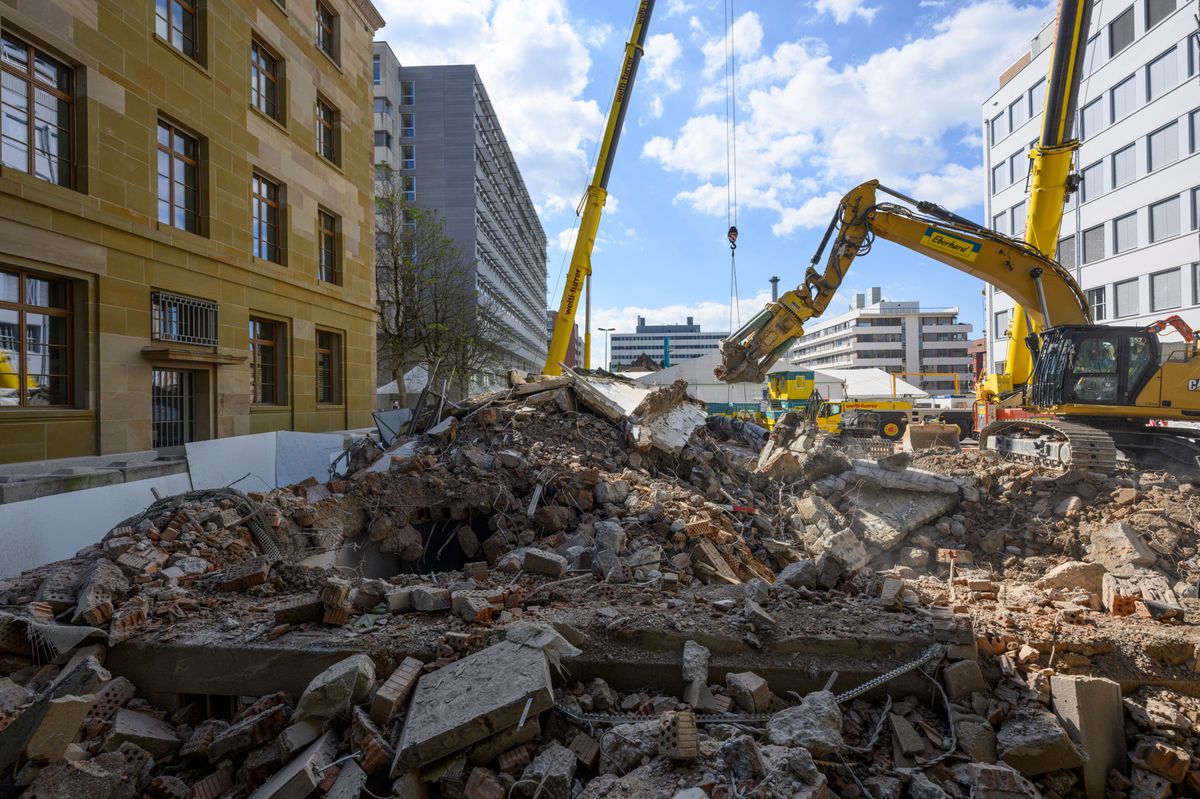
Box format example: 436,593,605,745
787,288,974,393
610,317,727,370
983,0,1199,372
0,1,384,465
372,47,548,379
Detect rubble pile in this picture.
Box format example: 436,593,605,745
0,372,1197,798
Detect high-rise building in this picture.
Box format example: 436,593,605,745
372,47,548,377
610,317,727,370
0,0,384,465
787,288,974,393
545,312,583,369
982,2,1198,373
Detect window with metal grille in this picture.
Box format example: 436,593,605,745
0,267,72,407
156,0,198,60
249,317,285,404
250,39,282,122
316,97,338,163
151,292,218,346
315,1,338,61
157,121,200,233
318,210,340,284
152,368,195,447
316,329,341,404
0,33,74,187
252,173,282,262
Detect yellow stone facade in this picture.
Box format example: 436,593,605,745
0,0,384,464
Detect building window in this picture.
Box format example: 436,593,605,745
1008,97,1026,130
318,209,340,284
1010,201,1027,238
1192,108,1199,152
1080,98,1104,139
400,80,415,105
0,33,73,187
1086,287,1106,320
155,0,198,60
1195,263,1200,304
1151,268,1181,311
0,267,71,407
1146,0,1176,28
1082,224,1105,263
991,161,1007,192
373,130,391,149
992,211,1009,236
1114,277,1139,317
1150,195,1180,241
151,291,218,346
1108,8,1134,58
250,39,282,122
1081,161,1104,202
316,329,341,404
1110,75,1136,122
1114,212,1138,254
249,317,285,404
993,309,1011,339
316,97,338,163
1058,235,1076,268
990,112,1006,145
1193,187,1200,230
400,175,415,201
315,1,338,62
372,54,380,84
1147,48,1178,101
156,120,200,233
400,112,415,137
373,97,390,114
1111,143,1136,188
1029,78,1046,117
1148,121,1178,170
1008,151,1025,186
400,144,415,170
252,173,282,263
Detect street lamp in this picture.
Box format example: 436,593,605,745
598,327,615,371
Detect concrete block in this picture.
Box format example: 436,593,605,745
681,640,710,684
464,766,505,799
943,659,988,700
726,672,770,713
766,691,843,757
997,705,1086,776
293,654,375,724
1089,522,1157,570
1131,739,1191,784
1050,675,1124,799
412,586,451,612
1035,561,1106,594
386,587,414,613
523,548,567,578
26,694,94,762
324,759,367,799
392,641,553,774
247,731,336,799
103,708,181,758
888,713,924,756
519,741,576,798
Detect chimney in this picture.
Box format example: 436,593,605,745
686,316,693,326
869,286,882,304
770,276,780,302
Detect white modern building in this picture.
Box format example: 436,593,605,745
982,1,1199,373
787,287,974,393
609,317,727,370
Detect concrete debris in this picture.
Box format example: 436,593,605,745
0,378,1198,799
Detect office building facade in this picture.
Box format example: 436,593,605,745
982,1,1198,372
372,50,548,378
610,317,727,370
0,0,384,464
787,288,974,393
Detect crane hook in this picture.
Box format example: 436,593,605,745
727,225,738,250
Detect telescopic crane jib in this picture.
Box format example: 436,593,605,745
543,0,655,376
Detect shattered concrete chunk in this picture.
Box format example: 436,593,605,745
996,704,1086,776
765,690,843,756
942,659,989,700
103,707,181,759
26,694,94,762
681,641,710,684
523,548,567,578
292,654,375,724
1050,675,1123,799
777,559,817,590
1035,560,1107,594
246,731,335,799
517,741,576,798
1088,521,1157,570
725,671,770,713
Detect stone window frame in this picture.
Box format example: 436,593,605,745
0,32,75,188
315,328,342,404
251,172,284,264
0,266,74,408
315,1,338,64
155,0,199,62
315,95,339,164
250,37,284,123
249,316,287,405
317,208,340,285
156,119,201,234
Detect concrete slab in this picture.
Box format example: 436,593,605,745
1051,675,1125,799
392,641,553,774
186,433,276,490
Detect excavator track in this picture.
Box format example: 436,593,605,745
979,418,1118,473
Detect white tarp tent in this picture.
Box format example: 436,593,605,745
814,368,927,400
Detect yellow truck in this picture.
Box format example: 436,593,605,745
812,397,973,443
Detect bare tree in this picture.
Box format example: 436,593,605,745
375,166,509,398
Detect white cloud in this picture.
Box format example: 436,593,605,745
647,95,665,119
554,227,578,253
644,33,683,91
666,0,693,16
701,12,763,77
645,0,1052,233
375,0,605,212
813,0,879,24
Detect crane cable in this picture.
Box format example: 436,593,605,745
724,0,741,407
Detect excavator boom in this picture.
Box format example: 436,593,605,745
716,180,1090,384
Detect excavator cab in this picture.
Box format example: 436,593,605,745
1030,326,1159,408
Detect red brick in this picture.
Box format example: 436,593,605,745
270,594,323,625
658,711,699,760
322,605,350,626
370,657,423,725
188,768,232,799
87,677,137,721
569,731,600,770
497,745,532,775
351,708,394,776
465,767,505,799
218,557,271,592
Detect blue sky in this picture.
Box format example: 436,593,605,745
376,0,1056,364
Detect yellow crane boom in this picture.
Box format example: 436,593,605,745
544,0,655,375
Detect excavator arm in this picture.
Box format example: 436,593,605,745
715,180,1091,384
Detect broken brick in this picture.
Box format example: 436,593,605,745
569,731,600,770
370,657,423,725
87,676,137,722
351,707,394,776
497,744,533,775
270,593,324,625
658,710,699,760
